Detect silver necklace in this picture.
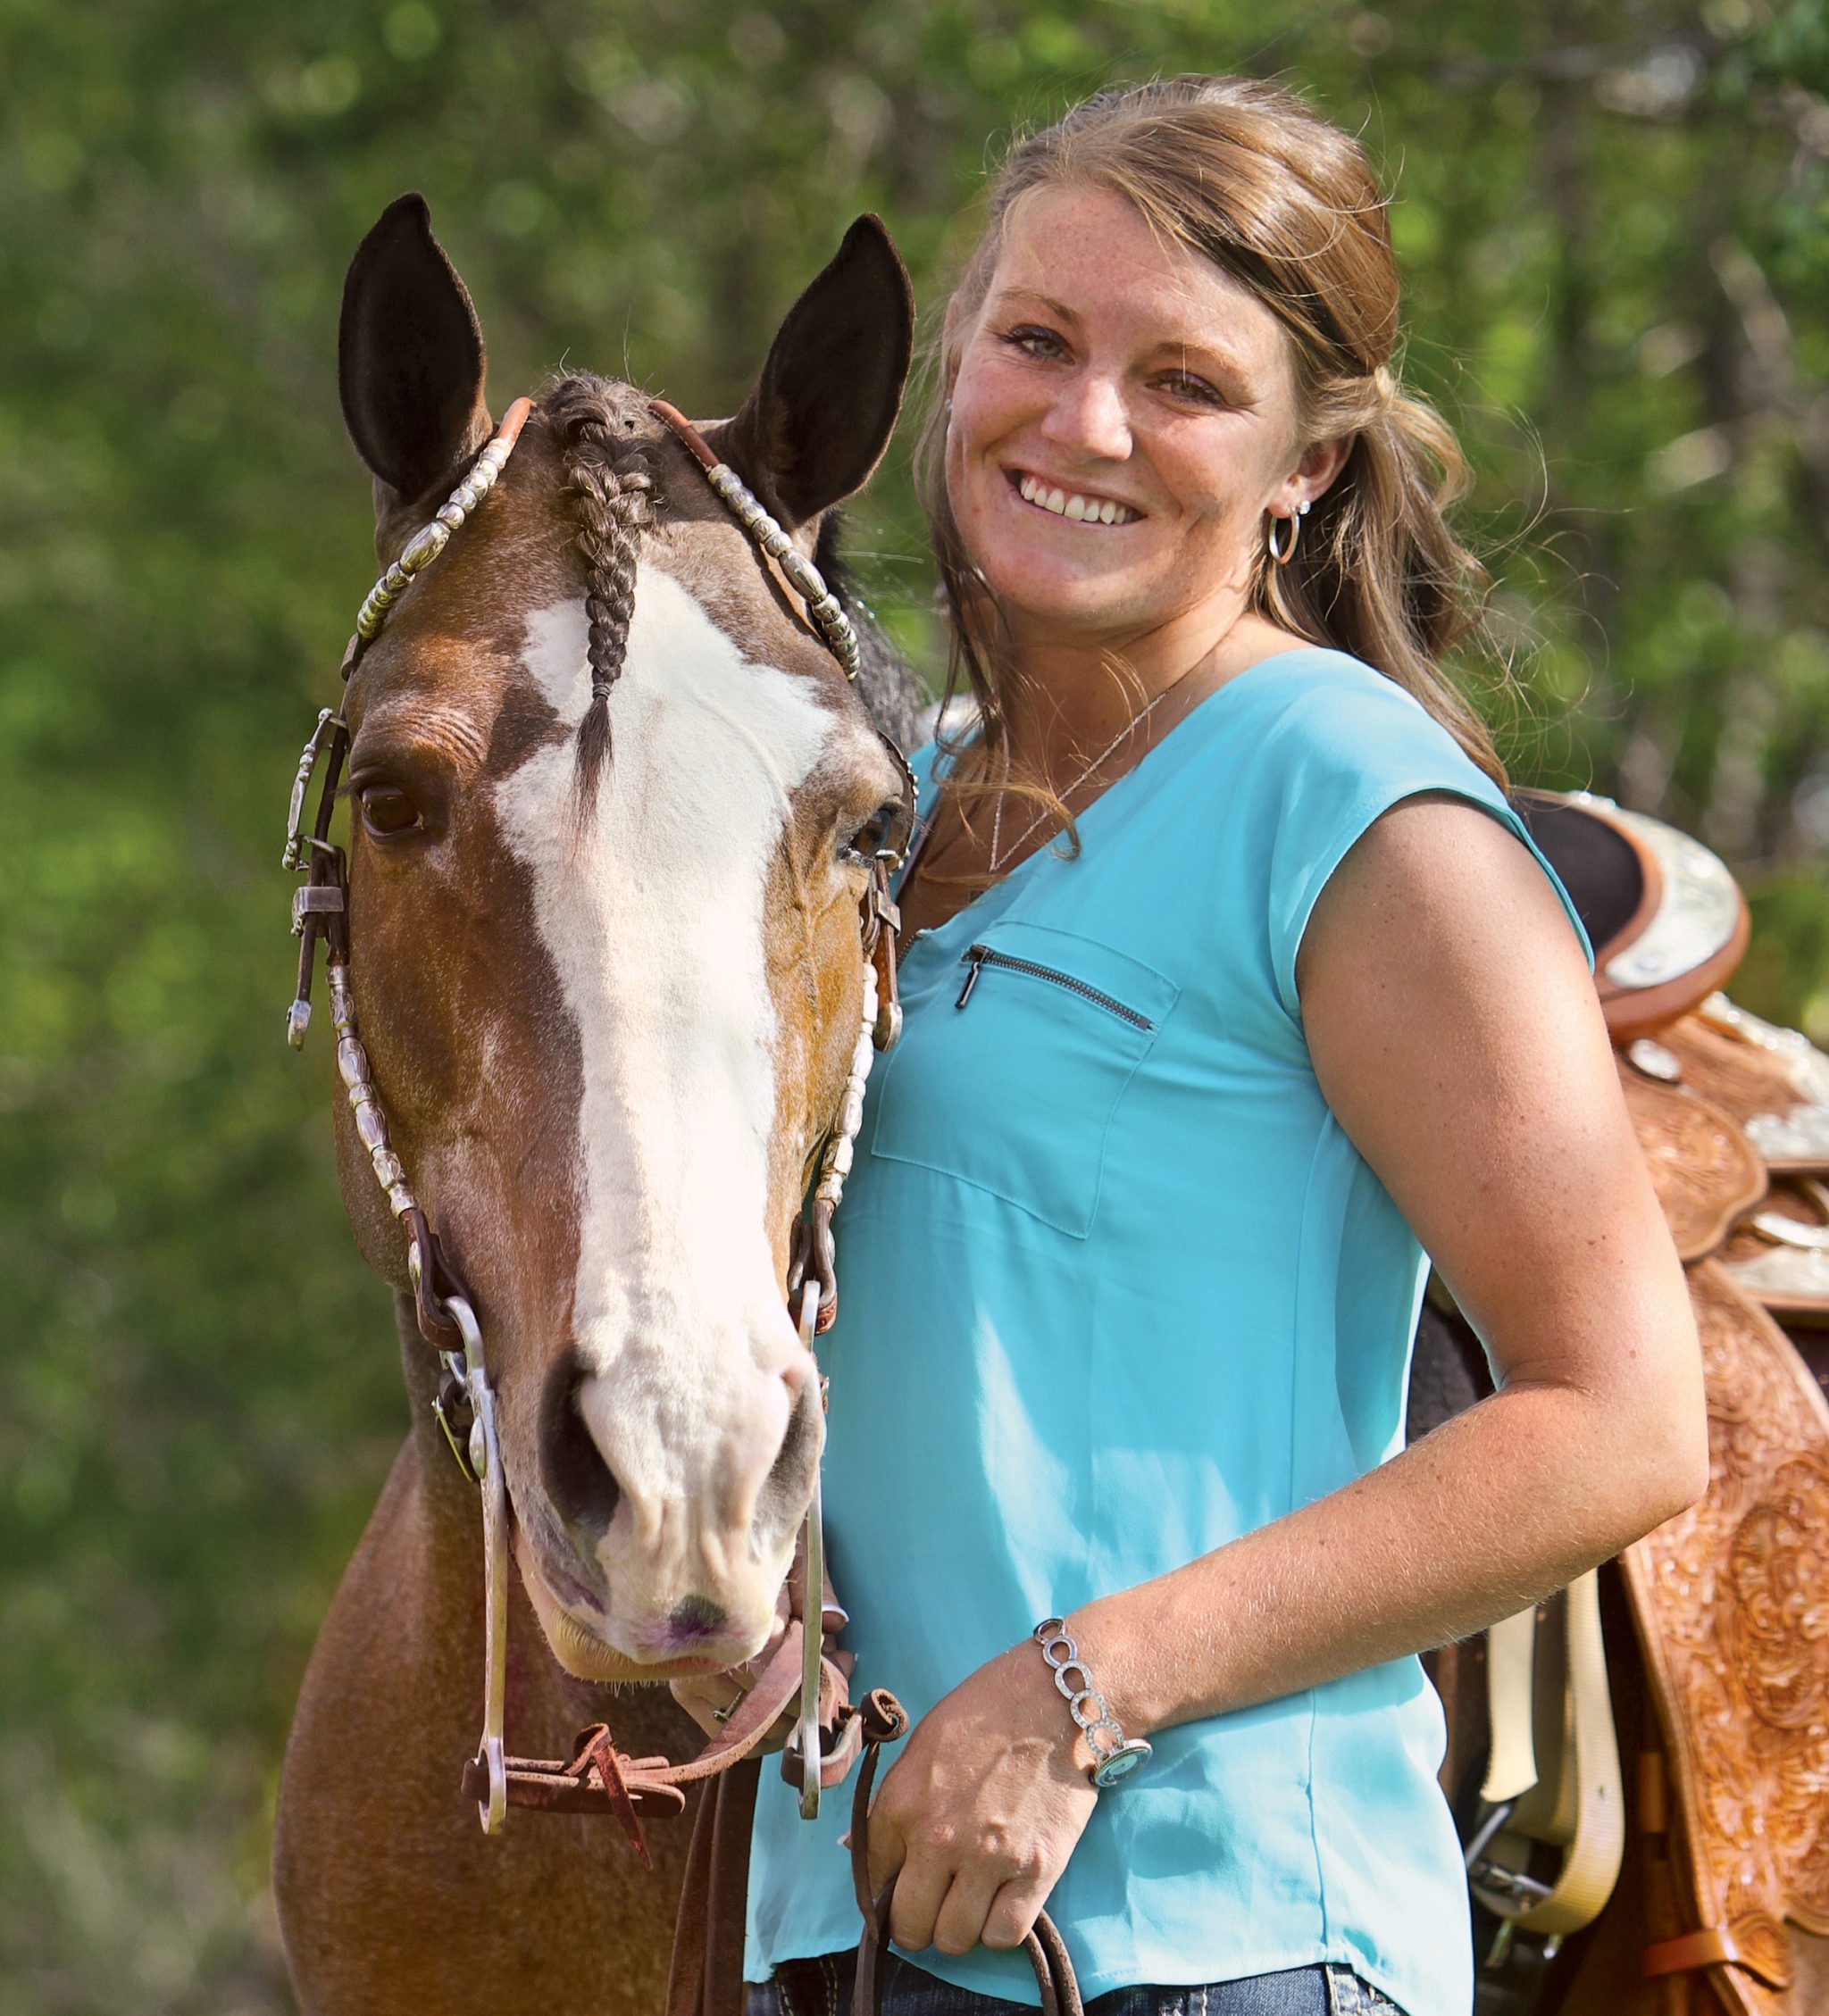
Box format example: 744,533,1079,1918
987,671,1194,873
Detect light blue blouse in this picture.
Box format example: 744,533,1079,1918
746,647,1590,2015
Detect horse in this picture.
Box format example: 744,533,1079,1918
272,192,921,2014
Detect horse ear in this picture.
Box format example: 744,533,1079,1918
338,193,491,506
714,215,914,529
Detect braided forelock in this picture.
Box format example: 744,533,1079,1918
545,373,655,818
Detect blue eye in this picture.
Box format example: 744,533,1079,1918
1002,324,1066,360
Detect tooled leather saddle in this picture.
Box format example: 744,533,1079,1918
1411,789,1829,2016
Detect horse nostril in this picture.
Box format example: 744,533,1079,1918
539,1351,623,1550
670,1595,726,1640
756,1377,823,1543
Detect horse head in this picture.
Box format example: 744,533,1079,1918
327,194,914,1681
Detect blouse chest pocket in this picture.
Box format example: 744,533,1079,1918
868,919,1180,1237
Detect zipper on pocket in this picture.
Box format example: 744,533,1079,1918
955,944,1153,1029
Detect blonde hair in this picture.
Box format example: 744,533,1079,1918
917,75,1506,854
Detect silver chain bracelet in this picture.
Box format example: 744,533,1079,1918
1033,1616,1153,1788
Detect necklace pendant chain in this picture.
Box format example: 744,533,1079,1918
988,678,1182,874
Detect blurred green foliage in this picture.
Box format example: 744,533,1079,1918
2,0,1825,2006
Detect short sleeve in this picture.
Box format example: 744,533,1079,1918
1261,664,1593,1020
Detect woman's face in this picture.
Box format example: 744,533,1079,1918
944,182,1328,649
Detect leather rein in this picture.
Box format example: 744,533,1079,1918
282,394,915,1853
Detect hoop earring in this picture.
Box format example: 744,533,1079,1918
1266,499,1309,567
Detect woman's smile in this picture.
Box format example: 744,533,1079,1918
1006,468,1145,525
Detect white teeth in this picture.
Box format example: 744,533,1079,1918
1014,473,1138,524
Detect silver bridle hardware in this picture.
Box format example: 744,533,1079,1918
786,961,882,1820
697,459,861,679
440,1287,508,1835
795,1279,828,1819
283,708,340,873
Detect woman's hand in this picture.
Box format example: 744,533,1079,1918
864,1642,1099,1956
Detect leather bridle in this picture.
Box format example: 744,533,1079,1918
282,394,915,1844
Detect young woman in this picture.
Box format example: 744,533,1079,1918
676,75,1706,2016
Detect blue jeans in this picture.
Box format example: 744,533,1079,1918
753,1951,1407,2016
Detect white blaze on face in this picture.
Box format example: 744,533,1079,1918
496,569,839,1639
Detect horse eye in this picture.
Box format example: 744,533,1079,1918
839,799,902,869
359,786,422,838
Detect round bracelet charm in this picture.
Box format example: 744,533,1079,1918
1090,1736,1153,1788
1032,1615,1153,1789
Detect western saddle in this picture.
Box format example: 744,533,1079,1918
1412,790,1829,2016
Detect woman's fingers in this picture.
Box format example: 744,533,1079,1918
668,1607,799,1742
864,1789,908,1900
666,1679,720,1739
668,1673,747,1739
857,1652,1096,1955
887,1852,1048,1954
749,1702,799,1751
980,1875,1050,1953
668,1670,801,1750
885,1852,953,1954
930,1869,1006,1956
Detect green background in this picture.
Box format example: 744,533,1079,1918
3,0,1825,2006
